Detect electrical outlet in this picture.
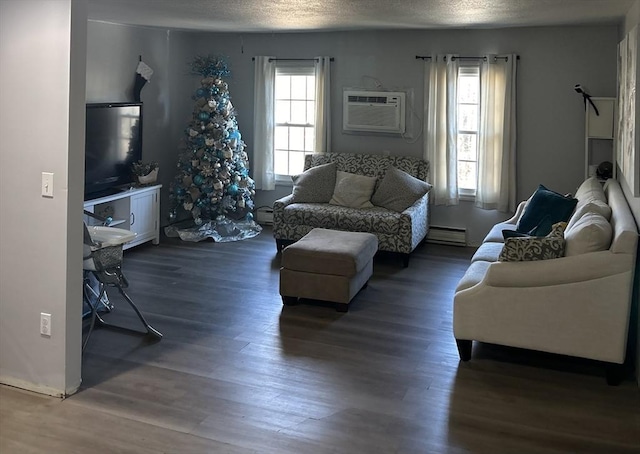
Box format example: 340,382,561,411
40,313,51,336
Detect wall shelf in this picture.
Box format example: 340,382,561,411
584,97,616,180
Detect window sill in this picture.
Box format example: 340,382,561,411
459,193,476,202
275,177,293,187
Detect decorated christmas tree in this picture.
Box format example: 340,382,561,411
169,56,256,229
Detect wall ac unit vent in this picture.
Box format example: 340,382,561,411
343,90,406,134
427,226,467,246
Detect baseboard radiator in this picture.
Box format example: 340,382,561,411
256,207,274,225
427,225,467,246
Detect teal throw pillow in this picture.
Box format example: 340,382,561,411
516,185,577,236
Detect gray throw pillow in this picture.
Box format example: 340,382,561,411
371,166,432,212
291,162,337,203
329,171,377,208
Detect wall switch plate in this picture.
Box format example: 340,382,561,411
41,172,54,198
40,313,51,336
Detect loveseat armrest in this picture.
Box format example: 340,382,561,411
398,193,430,252
483,251,634,288
273,194,295,235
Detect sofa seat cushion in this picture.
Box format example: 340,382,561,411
483,222,518,243
455,260,492,292
471,242,504,263
282,203,402,235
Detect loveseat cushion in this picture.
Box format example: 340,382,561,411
291,162,337,203
329,171,377,208
282,203,402,235
516,185,577,236
564,211,612,256
371,166,432,212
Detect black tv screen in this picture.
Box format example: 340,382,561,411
84,102,142,199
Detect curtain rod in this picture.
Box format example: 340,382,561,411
251,57,334,62
415,55,520,61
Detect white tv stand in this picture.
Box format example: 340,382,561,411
84,185,162,250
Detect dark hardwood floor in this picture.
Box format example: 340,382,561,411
1,226,639,453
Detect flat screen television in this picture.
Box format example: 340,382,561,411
84,102,143,199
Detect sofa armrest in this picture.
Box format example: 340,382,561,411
502,200,527,225
483,251,634,288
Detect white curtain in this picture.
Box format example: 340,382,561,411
475,54,517,212
425,54,459,206
252,56,276,190
314,56,332,153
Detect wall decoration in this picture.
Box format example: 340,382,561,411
617,26,639,196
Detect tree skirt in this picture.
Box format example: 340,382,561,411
164,216,262,243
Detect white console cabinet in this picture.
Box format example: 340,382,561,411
84,185,161,250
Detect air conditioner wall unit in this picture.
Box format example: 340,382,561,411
343,90,406,134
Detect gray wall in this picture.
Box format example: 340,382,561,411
0,0,86,396
86,21,175,224
86,24,620,245
171,26,619,245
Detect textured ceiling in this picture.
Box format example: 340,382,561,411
87,0,634,33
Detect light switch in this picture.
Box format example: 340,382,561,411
42,172,54,197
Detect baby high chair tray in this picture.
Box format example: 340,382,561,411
88,226,136,246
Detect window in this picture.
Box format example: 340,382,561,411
274,64,316,179
456,65,480,196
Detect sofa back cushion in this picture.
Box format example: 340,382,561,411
564,211,612,256
569,177,612,229
304,152,429,182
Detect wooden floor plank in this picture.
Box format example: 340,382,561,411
1,226,639,453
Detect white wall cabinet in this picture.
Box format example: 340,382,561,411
84,185,161,250
584,97,616,180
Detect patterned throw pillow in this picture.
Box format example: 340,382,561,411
499,222,567,262
291,162,337,203
329,171,377,209
371,166,432,212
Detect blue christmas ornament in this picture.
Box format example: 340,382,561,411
175,187,186,196
198,111,210,121
195,88,206,98
228,130,240,140
245,212,254,221
193,174,204,186
203,185,213,193
227,184,239,195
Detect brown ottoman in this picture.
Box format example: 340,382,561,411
279,228,378,312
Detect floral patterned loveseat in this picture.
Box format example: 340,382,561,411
273,152,430,266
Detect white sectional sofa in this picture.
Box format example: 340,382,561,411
453,177,638,384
